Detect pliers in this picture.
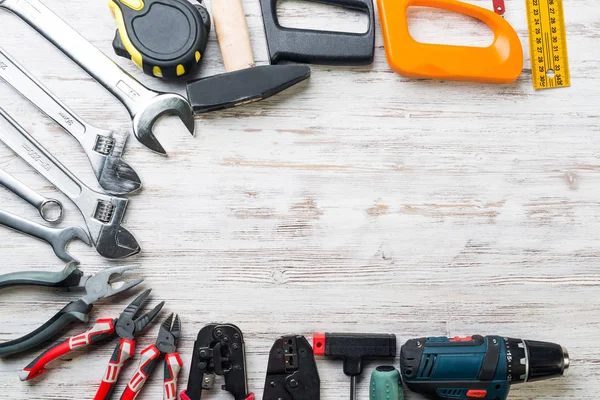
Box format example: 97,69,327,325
121,314,182,400
20,288,164,400
0,263,143,357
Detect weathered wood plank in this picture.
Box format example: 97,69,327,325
0,0,598,398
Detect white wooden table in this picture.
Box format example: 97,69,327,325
0,0,598,398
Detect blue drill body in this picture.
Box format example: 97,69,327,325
400,335,568,400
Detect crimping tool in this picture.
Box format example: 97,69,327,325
181,323,254,400
263,335,320,400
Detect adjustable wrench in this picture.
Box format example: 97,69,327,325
0,48,142,196
0,209,89,263
0,0,195,155
0,109,141,259
0,168,63,222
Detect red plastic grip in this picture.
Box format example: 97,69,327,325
20,340,71,381
21,319,115,381
312,333,326,355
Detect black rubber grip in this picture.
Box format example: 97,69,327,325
110,0,210,79
0,299,91,357
0,267,83,290
259,0,375,65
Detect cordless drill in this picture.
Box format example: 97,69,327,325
400,335,569,399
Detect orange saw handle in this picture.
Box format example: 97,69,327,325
377,0,523,83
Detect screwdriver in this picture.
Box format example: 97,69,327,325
108,0,211,79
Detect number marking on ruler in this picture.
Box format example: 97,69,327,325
525,0,570,89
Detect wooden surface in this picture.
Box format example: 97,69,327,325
0,0,598,398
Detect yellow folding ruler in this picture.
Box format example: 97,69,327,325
525,0,570,89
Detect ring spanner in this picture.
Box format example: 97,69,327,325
0,109,141,259
0,48,142,196
0,168,63,222
0,0,195,155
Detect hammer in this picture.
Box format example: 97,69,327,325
186,0,310,113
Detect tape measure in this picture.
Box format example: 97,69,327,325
525,0,570,89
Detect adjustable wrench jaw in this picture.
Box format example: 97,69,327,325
131,92,195,155
79,125,141,196
78,191,140,260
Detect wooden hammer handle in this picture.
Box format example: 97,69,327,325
211,0,255,72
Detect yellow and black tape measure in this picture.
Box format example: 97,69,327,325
109,0,211,79
525,0,570,89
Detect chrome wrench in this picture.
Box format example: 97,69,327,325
0,48,142,195
0,168,63,222
0,0,195,155
0,209,90,263
0,109,141,259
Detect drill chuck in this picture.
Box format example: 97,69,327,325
400,335,568,400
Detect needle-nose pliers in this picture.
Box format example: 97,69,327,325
0,263,143,357
20,288,164,400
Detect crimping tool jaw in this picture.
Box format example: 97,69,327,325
182,324,253,400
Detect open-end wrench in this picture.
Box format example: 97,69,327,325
0,168,63,222
0,209,90,263
0,48,142,195
0,0,195,155
0,109,141,259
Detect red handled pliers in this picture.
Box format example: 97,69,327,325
121,314,182,400
20,289,164,400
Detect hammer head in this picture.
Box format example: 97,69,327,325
133,92,195,155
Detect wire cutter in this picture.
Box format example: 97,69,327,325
121,314,182,400
20,288,164,399
0,263,143,357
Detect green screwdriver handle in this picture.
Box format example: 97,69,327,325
370,366,404,400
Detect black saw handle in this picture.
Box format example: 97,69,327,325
259,0,375,65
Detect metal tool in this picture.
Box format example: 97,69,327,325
0,168,63,222
21,289,163,400
110,0,211,79
121,314,182,400
186,0,311,114
525,0,570,89
0,0,196,155
313,332,397,400
0,264,143,356
0,109,141,259
400,335,569,400
0,209,89,263
370,366,403,400
263,335,320,400
181,323,253,400
0,48,142,195
259,0,376,65
376,0,523,83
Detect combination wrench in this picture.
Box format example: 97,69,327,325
0,168,63,222
0,109,141,259
0,0,196,155
0,209,90,263
0,48,142,196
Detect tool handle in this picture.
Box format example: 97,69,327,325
20,319,116,381
211,0,255,71
0,209,60,241
0,298,92,357
163,352,183,400
0,167,62,222
94,338,136,400
0,0,153,111
0,48,90,142
121,344,162,400
0,264,82,290
259,0,375,65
